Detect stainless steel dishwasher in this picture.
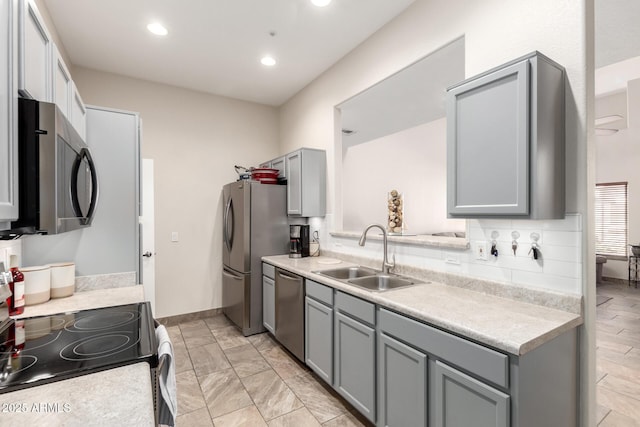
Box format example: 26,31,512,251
274,268,305,361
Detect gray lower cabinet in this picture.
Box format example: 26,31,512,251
334,312,376,422
305,296,333,383
378,332,427,427
305,280,334,382
262,275,275,334
262,263,275,334
431,360,509,427
295,275,577,427
334,294,376,424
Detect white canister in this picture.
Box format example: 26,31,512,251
22,265,51,305
48,262,75,298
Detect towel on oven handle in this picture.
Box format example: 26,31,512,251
155,325,177,426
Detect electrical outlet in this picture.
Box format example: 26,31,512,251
474,241,488,261
445,255,460,265
171,232,179,242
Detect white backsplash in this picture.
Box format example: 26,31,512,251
319,213,583,295
75,272,137,292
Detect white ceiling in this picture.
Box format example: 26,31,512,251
42,0,415,106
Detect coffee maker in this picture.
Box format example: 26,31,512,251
289,225,310,258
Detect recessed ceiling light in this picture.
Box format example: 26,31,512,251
147,22,168,36
261,56,277,67
311,0,332,7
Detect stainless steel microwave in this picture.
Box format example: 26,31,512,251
6,98,98,235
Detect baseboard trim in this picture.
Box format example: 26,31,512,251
156,308,223,327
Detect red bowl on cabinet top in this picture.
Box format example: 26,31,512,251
251,168,279,180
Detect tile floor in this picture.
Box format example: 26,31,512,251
596,281,640,426
169,314,372,426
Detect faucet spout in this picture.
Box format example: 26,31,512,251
359,224,394,274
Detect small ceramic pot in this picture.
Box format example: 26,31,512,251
48,262,75,298
22,265,51,305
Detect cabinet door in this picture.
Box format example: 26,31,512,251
431,360,510,427
378,333,427,427
52,44,71,117
70,83,87,140
262,275,275,334
334,311,376,423
271,156,286,179
0,0,18,224
19,0,52,101
286,150,302,215
305,296,333,383
447,59,529,216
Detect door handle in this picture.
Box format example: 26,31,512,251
223,198,232,252
277,271,301,281
223,270,243,281
142,251,153,258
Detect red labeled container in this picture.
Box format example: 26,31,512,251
7,255,24,316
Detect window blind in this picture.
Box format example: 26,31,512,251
595,182,628,257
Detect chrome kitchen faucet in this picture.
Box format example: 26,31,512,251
359,224,395,274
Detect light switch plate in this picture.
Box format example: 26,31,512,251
474,241,488,261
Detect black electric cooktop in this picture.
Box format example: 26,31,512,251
0,302,158,394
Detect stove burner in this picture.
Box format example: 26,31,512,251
1,355,38,378
67,311,139,332
60,332,140,361
0,330,62,353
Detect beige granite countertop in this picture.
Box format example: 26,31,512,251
0,362,154,426
263,255,583,356
12,286,145,319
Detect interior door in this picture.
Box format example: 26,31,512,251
140,158,155,313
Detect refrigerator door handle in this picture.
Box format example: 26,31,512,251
222,269,243,280
223,198,233,252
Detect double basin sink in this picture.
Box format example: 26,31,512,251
314,266,426,292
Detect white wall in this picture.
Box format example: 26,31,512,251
596,79,640,279
72,68,280,319
342,118,465,234
279,0,593,423
281,0,589,292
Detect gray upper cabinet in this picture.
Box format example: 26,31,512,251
0,0,19,224
18,0,52,101
286,148,326,217
259,155,286,179
447,52,565,219
271,156,286,179
70,82,87,140
52,43,71,116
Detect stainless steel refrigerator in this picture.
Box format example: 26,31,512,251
222,180,288,336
